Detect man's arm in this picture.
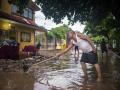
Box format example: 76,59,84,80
57,42,74,57
32,42,74,67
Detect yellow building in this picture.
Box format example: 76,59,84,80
0,0,47,53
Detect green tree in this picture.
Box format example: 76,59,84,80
48,24,70,40
8,0,120,30
47,31,54,41
84,14,120,49
47,24,70,49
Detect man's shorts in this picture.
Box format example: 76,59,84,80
81,51,98,64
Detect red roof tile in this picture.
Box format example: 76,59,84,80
0,10,39,29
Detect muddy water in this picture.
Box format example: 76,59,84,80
0,72,34,90
32,51,120,90
0,50,120,90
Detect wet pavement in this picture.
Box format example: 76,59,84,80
0,50,120,90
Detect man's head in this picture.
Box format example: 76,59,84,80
66,30,75,47
67,30,75,39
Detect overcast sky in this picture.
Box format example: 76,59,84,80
35,11,85,32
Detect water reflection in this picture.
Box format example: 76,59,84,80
33,53,101,90
0,51,120,90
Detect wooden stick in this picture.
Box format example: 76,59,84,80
30,55,58,68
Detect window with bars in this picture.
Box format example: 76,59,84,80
11,4,33,19
21,32,31,42
22,8,33,19
11,4,18,13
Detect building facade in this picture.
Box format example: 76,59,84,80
0,0,47,53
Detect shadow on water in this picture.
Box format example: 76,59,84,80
0,50,120,90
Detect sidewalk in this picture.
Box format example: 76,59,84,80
0,49,67,72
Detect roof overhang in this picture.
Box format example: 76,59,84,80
0,18,39,29
0,10,46,32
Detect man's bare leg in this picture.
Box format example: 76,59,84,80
77,50,79,59
94,64,102,82
81,62,88,80
74,49,76,57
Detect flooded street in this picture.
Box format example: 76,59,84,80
0,50,120,90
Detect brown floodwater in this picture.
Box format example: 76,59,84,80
0,50,120,90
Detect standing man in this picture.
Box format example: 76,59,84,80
100,38,108,58
36,42,41,55
56,31,102,82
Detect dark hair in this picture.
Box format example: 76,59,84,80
66,30,75,47
66,32,70,47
